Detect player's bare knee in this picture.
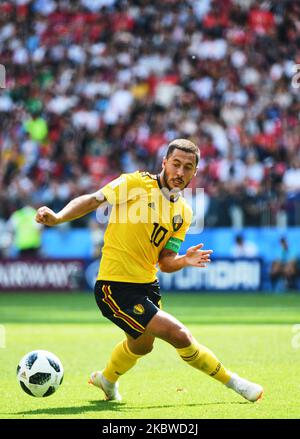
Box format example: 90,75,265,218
135,343,154,355
142,344,154,355
169,327,193,348
127,340,154,356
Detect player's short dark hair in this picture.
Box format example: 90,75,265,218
166,139,200,167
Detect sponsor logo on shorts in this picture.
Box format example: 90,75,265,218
133,304,145,315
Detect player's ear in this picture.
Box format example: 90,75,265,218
162,157,167,169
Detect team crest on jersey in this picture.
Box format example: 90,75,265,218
172,215,183,231
133,304,145,315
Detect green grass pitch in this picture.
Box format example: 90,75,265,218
0,292,300,419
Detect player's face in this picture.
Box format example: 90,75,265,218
162,149,198,191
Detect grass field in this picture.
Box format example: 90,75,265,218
0,292,300,419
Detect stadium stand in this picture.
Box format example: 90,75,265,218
0,0,299,233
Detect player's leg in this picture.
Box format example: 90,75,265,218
101,333,155,383
90,281,158,400
144,310,263,402
126,333,155,355
89,333,155,401
144,309,231,382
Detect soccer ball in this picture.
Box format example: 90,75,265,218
17,350,64,397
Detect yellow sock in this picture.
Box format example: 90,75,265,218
102,340,144,383
176,341,231,384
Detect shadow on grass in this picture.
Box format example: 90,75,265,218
16,400,125,416
16,399,247,416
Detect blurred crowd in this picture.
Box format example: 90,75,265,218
1,0,300,246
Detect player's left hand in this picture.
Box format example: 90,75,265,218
185,243,212,268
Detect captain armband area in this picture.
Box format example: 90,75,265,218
164,237,182,253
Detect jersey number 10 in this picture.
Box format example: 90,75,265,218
150,223,168,247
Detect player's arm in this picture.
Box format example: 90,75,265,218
158,243,212,273
35,190,107,227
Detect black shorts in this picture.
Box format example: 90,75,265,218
94,280,161,339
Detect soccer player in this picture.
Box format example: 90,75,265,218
35,139,263,403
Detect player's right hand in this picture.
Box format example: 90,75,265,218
35,206,60,226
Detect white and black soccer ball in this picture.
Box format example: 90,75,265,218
17,350,64,397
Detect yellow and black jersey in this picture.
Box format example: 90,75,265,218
97,171,193,283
